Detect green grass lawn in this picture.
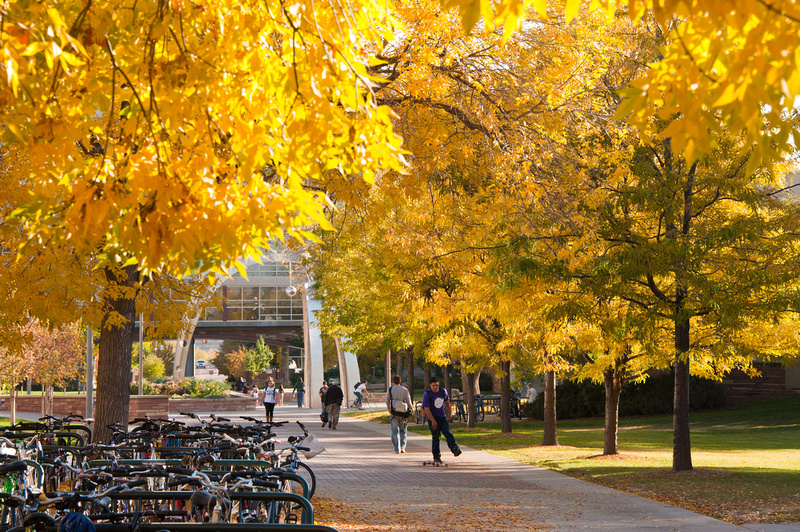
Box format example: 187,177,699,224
376,396,800,525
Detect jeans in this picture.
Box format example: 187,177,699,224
428,416,457,459
296,391,304,407
354,391,363,407
391,414,408,452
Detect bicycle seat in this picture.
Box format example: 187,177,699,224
190,490,216,510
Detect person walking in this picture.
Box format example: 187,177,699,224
252,385,260,408
293,377,305,408
422,377,461,464
276,382,284,406
386,375,413,454
263,379,277,423
319,381,329,413
324,381,344,429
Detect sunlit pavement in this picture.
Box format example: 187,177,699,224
222,404,775,531
14,402,798,530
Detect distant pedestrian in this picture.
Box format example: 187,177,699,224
527,385,537,403
324,381,344,429
263,379,276,423
319,381,329,414
276,383,284,406
422,377,461,464
252,385,260,408
293,377,305,408
386,375,413,454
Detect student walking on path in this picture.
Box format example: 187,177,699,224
324,381,344,429
293,377,305,408
319,381,329,414
263,379,277,423
422,377,461,463
385,375,413,454
276,383,284,406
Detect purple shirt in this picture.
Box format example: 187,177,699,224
421,388,450,418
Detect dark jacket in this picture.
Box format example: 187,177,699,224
324,384,344,406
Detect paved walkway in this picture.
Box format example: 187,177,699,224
15,405,797,531
254,405,796,532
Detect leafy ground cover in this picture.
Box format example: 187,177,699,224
349,396,800,525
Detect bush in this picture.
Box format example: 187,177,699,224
522,371,726,420
130,378,227,398
143,353,165,380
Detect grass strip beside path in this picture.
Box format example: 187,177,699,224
347,396,800,525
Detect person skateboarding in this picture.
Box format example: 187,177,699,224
422,377,462,464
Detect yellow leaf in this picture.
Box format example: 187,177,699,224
233,260,248,279
21,42,48,56
712,82,738,107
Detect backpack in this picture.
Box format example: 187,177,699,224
389,387,413,418
354,382,361,390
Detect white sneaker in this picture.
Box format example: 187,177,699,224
400,449,406,454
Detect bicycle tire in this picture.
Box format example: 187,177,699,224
285,460,316,502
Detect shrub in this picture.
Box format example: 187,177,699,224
522,372,726,420
143,353,165,380
130,378,227,398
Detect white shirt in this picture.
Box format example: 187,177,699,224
264,386,276,404
356,383,367,394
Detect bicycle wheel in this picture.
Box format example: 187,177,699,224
476,406,485,422
285,460,316,501
247,500,286,524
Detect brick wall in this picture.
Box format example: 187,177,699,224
0,395,87,416
0,394,252,418
722,362,790,405
168,397,257,413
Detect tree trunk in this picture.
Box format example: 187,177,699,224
395,352,403,383
462,369,477,428
94,265,140,443
673,314,692,471
603,365,623,455
441,365,449,398
406,348,414,400
9,385,16,425
499,360,512,434
423,366,431,395
487,366,502,394
542,370,558,446
385,349,392,391
671,156,696,472
281,348,290,384
41,383,54,417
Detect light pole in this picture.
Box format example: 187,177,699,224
138,313,144,395
86,327,94,417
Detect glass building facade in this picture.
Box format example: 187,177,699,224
200,262,303,322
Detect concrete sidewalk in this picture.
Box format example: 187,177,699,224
255,406,793,532
12,405,796,531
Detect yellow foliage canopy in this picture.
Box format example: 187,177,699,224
1,0,404,276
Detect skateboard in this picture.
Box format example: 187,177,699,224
422,460,448,467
